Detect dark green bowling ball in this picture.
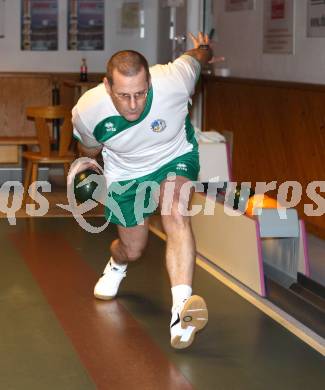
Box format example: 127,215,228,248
74,169,101,203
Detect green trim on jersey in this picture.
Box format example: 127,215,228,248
185,115,198,151
73,133,82,142
93,87,153,143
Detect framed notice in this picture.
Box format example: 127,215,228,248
225,0,255,12
161,0,185,7
118,1,145,38
121,2,140,29
307,0,325,37
263,0,294,54
21,0,58,51
68,0,104,50
0,0,5,38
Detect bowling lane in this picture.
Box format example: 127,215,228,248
7,219,193,390
2,217,325,389
0,220,95,390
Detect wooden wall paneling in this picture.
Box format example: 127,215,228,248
0,145,19,163
304,90,325,178
0,72,103,165
202,76,325,237
0,75,52,137
0,72,103,140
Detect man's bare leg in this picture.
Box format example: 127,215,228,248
110,219,149,264
94,220,149,300
160,176,208,349
159,176,196,287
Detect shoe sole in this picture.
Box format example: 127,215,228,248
93,270,125,301
94,292,116,301
171,295,208,349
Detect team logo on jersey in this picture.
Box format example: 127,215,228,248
176,163,188,172
151,119,166,133
105,122,116,132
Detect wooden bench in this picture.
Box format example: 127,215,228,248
0,136,39,164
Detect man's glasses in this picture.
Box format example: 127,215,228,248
112,89,148,103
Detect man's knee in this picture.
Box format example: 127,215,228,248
163,203,190,233
122,242,146,262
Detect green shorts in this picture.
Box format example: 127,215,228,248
104,151,200,227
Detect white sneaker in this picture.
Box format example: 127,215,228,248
94,258,127,300
170,295,208,349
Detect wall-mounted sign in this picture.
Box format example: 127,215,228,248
161,0,185,7
68,0,104,50
121,2,140,29
118,1,145,38
263,0,294,54
21,0,58,51
307,0,325,37
225,0,255,12
0,0,5,38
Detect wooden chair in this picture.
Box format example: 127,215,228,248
22,105,75,202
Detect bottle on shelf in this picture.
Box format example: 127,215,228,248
80,58,88,82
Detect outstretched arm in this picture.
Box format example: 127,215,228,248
184,31,224,67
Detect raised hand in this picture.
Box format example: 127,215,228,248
188,31,225,64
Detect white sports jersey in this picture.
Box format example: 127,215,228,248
72,55,200,185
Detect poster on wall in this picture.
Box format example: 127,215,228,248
21,0,58,51
263,0,294,54
121,2,140,30
307,0,325,37
161,0,185,6
0,0,5,38
118,1,145,38
225,0,255,12
68,0,104,50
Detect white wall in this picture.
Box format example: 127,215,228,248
213,0,325,84
3,0,323,84
0,0,159,73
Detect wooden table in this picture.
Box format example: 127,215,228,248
63,80,100,102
